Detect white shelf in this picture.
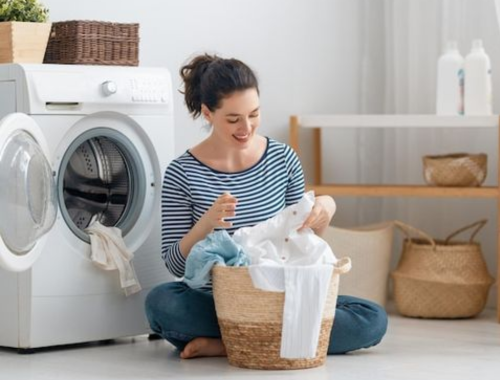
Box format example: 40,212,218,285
299,114,499,128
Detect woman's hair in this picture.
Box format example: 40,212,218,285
179,54,259,119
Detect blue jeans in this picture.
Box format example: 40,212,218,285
145,281,388,354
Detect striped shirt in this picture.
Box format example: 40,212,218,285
161,137,305,278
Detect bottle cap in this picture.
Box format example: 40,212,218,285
445,41,458,52
472,39,484,50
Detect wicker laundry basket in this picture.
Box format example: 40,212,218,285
323,222,393,307
423,153,487,187
44,20,139,66
392,220,494,319
212,258,351,370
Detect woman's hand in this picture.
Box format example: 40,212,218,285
179,192,238,258
298,195,336,236
199,192,238,230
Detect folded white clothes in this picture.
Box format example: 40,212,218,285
85,221,141,296
234,191,337,359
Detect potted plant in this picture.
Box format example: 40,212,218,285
0,0,51,63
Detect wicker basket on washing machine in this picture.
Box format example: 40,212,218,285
44,20,139,66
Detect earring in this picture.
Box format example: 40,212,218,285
200,120,212,131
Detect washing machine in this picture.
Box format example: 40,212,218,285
0,64,174,350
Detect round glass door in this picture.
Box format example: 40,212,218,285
0,113,57,272
0,131,57,253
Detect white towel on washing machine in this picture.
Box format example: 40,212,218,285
85,221,141,296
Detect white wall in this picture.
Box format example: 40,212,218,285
43,0,362,156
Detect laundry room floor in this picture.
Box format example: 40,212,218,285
0,307,499,380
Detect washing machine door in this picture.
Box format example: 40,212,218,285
0,113,57,272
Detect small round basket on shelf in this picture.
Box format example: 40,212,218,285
422,153,487,187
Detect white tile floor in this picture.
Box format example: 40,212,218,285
1,308,499,380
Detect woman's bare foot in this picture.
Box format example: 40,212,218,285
180,337,227,359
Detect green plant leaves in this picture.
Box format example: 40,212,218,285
0,0,49,23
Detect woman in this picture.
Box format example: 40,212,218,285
145,54,387,359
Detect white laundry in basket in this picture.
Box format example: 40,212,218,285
234,192,337,358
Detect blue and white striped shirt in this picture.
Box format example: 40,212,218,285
161,137,305,278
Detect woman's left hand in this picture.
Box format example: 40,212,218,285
298,195,336,236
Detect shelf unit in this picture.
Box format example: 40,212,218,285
289,114,500,322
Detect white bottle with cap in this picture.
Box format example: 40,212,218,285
464,39,492,115
436,41,464,115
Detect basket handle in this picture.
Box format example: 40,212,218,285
333,257,351,274
444,219,488,244
393,220,436,249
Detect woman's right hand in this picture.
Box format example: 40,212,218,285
200,192,238,230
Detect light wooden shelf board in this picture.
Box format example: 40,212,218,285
306,184,499,198
298,115,499,128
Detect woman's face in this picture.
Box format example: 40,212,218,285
202,88,260,149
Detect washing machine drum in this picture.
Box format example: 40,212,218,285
59,132,146,241
64,137,130,229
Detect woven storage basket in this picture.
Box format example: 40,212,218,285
322,222,393,307
44,20,139,66
212,258,351,370
423,153,487,187
392,220,494,319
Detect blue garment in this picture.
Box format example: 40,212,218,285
160,138,304,279
145,282,388,354
184,230,249,290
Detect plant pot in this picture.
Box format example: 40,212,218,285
0,21,52,64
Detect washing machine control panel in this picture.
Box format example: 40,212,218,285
20,66,173,113
129,77,169,103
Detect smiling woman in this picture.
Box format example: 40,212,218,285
144,53,387,360
195,88,265,172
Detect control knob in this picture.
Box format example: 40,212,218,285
102,81,118,96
